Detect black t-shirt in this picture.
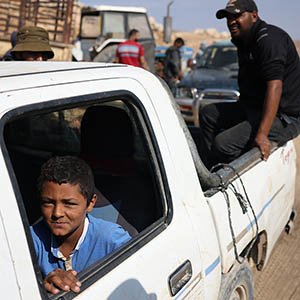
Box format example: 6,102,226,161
236,19,300,116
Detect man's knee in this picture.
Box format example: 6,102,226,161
199,104,218,126
212,134,241,163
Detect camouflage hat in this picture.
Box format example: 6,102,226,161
216,0,258,19
11,26,54,59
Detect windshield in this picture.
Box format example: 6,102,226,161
103,12,125,38
197,45,238,70
80,11,153,40
128,13,152,39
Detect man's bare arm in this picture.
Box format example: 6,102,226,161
140,56,148,70
255,79,283,160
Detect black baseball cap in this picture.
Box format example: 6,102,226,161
216,0,258,19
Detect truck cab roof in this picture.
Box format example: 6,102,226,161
0,61,128,93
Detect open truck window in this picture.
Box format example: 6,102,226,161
3,96,167,297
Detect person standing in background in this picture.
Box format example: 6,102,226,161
115,29,148,69
164,37,185,96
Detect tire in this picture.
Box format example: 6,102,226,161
218,259,254,300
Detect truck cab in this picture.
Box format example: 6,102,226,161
0,62,296,300
73,5,155,72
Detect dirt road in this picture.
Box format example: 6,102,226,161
254,137,300,299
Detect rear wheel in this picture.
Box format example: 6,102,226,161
218,259,254,300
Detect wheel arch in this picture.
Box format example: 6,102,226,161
241,230,268,271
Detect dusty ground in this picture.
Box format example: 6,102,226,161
254,136,300,299
154,24,300,55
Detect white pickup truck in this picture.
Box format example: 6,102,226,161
0,62,296,300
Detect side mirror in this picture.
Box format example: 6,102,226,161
192,59,197,70
186,58,197,71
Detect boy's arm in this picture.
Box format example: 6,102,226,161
30,224,80,295
44,269,81,295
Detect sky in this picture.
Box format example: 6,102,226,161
80,0,300,40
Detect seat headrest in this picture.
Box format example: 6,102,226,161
80,105,134,159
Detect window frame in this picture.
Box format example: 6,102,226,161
0,89,173,299
80,14,102,38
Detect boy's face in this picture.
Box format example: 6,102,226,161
40,181,95,240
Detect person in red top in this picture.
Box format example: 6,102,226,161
115,29,147,69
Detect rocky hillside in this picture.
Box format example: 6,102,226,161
150,17,300,55
150,16,230,52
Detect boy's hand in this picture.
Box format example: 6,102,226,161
44,269,81,295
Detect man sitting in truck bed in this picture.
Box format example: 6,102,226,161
30,156,131,294
199,0,300,167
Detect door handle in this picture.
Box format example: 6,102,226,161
168,260,192,296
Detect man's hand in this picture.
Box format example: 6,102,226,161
140,56,148,70
255,131,271,160
44,269,81,295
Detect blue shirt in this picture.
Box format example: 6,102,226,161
30,214,131,277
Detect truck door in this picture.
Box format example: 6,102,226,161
0,210,22,299
2,77,204,299
0,152,42,299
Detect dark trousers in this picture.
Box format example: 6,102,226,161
199,102,300,167
165,77,177,97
